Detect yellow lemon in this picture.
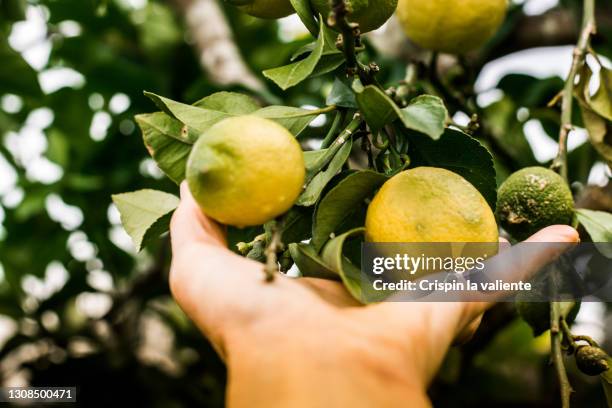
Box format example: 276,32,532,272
186,116,305,227
396,0,508,54
366,167,498,243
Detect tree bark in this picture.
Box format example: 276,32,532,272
173,0,265,91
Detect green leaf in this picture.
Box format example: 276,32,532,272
591,67,612,121
304,149,329,169
310,54,345,78
327,77,358,109
577,65,612,121
321,228,387,303
193,91,260,114
355,86,447,139
112,189,180,251
144,92,230,133
297,138,352,206
355,85,398,132
579,106,612,166
574,66,612,166
408,128,498,209
400,95,448,140
262,20,326,90
289,243,339,280
576,209,612,257
145,92,321,136
254,105,323,136
484,97,537,167
280,206,313,245
312,170,388,251
135,113,192,184
289,0,319,36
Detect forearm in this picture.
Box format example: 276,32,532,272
225,339,431,408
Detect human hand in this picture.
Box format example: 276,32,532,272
169,183,580,408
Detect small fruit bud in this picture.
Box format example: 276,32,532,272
236,242,252,255
575,345,610,376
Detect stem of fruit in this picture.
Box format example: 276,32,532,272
551,0,596,181
306,113,362,182
322,110,346,148
264,220,282,282
309,104,337,115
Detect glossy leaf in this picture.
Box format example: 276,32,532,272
253,105,323,136
297,138,352,206
145,91,321,137
327,77,358,109
321,228,387,303
400,95,448,140
408,129,498,209
355,85,397,132
355,85,447,139
312,170,388,251
576,209,612,258
112,189,179,251
144,91,230,133
135,112,192,183
263,21,326,90
288,0,319,36
289,243,339,280
193,91,260,114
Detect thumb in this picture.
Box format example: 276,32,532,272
170,182,227,253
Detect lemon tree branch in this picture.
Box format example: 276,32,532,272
551,0,597,180
328,0,380,86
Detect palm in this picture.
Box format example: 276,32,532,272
169,183,578,386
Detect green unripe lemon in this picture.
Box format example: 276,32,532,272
186,116,305,227
396,0,508,54
496,167,574,242
516,296,580,337
229,0,294,19
310,0,398,33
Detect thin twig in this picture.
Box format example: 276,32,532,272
551,0,597,180
264,221,282,282
551,300,572,408
322,110,346,148
329,0,380,87
307,113,362,181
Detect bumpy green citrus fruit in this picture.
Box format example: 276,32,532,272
366,167,498,243
186,116,305,227
516,295,580,336
496,167,574,242
396,0,508,54
310,0,398,33
231,0,294,19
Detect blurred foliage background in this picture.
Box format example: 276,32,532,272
0,0,611,406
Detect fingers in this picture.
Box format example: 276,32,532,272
170,182,227,252
169,182,267,355
461,225,580,320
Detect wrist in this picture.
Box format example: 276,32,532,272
225,327,429,408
